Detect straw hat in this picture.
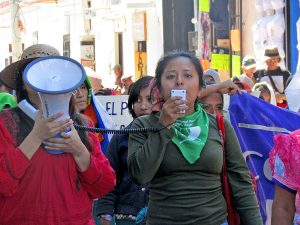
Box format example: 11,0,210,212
0,44,60,90
264,46,281,61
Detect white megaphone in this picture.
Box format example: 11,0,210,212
23,56,86,154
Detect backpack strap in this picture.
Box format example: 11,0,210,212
216,114,240,225
216,114,227,180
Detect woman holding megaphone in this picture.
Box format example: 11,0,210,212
0,44,116,225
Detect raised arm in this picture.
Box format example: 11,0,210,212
199,80,241,98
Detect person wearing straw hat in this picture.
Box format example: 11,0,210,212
0,44,116,225
254,46,291,107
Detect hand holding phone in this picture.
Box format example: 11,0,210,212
171,89,186,113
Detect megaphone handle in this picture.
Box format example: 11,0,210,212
18,100,37,120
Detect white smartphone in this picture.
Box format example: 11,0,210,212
171,89,186,100
171,89,186,113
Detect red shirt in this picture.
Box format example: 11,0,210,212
0,110,116,225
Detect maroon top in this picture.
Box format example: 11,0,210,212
0,110,116,225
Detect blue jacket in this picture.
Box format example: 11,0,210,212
95,124,149,216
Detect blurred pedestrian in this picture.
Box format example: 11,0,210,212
203,69,221,83
121,74,134,95
113,64,123,94
254,46,291,107
240,55,257,86
252,82,276,105
232,77,252,92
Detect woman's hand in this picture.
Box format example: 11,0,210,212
159,96,188,128
199,80,241,99
31,111,73,143
216,80,241,95
43,124,91,171
19,111,73,160
43,124,86,155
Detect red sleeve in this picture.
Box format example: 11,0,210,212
79,131,116,199
0,113,31,198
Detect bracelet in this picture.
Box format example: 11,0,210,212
100,214,113,221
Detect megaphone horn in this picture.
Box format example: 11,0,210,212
23,56,86,154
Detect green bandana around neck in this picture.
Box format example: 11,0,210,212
171,103,209,164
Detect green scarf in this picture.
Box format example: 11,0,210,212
171,103,209,164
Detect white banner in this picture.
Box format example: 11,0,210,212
95,95,132,129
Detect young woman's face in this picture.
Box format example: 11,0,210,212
72,83,89,112
133,86,153,117
201,93,224,115
159,57,201,114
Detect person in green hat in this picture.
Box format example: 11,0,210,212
0,92,17,111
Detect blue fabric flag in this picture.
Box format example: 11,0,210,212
229,93,300,225
90,94,117,154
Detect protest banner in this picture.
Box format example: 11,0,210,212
229,93,300,225
95,95,132,129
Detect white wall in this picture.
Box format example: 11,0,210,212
0,0,164,83
146,0,163,76
242,0,261,57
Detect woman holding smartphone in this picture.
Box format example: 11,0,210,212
127,51,262,225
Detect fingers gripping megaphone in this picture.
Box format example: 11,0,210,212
23,56,86,154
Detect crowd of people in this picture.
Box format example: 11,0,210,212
0,43,298,225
